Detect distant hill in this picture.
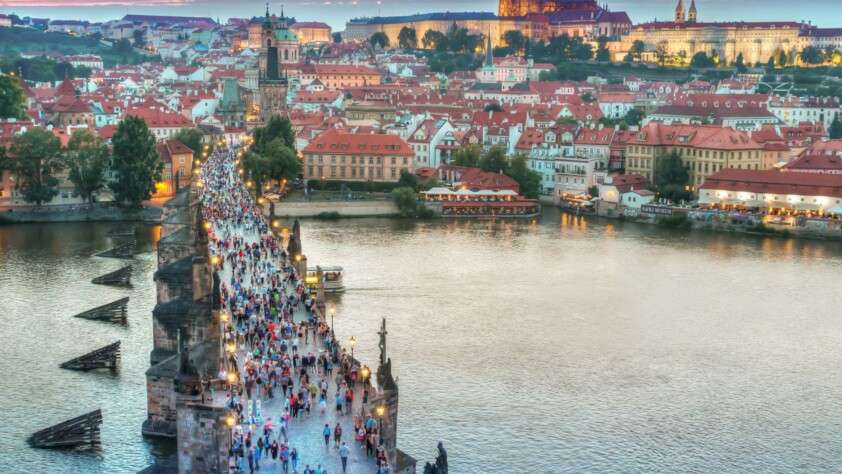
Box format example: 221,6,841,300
0,27,154,67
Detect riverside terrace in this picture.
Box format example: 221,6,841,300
194,144,436,473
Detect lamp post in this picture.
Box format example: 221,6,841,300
348,336,357,360
329,303,336,329
376,404,386,446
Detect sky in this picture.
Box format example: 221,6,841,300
1,0,841,30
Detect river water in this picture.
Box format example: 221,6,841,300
3,209,842,473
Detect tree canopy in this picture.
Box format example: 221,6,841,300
398,27,417,50
369,32,389,49
690,52,715,69
0,74,26,119
3,128,64,205
64,130,110,203
174,128,209,160
110,116,162,206
253,115,296,154
829,116,842,139
503,30,526,55
451,145,481,167
654,150,691,203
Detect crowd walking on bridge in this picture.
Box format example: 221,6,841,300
198,145,392,474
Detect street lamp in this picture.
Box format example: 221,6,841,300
329,303,336,329
376,404,386,445
360,365,370,383
348,336,357,359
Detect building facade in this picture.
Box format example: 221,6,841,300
301,130,414,182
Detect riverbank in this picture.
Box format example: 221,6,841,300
265,200,400,218
545,197,842,242
0,203,163,224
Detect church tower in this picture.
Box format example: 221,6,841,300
675,0,685,23
687,0,698,23
257,4,291,122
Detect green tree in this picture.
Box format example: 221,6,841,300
252,115,296,154
581,92,595,103
479,146,509,174
0,74,26,119
263,138,300,184
133,29,146,48
800,46,823,65
244,138,300,195
735,52,747,73
507,154,542,199
422,29,446,51
503,30,526,55
655,41,669,66
654,150,691,203
398,27,417,50
3,128,63,205
110,116,162,206
397,168,418,190
623,108,645,127
332,32,342,43
690,52,715,69
112,38,133,54
369,32,389,49
64,130,109,203
451,145,481,167
392,186,419,217
629,40,645,61
595,36,610,62
777,50,787,67
174,128,209,160
829,116,842,139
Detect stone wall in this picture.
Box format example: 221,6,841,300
176,403,230,473
267,200,399,217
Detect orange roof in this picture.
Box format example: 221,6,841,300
302,129,412,156
629,123,760,150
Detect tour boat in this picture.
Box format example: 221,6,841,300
305,266,345,293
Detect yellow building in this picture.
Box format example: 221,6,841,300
623,123,764,189
615,1,805,65
345,12,537,49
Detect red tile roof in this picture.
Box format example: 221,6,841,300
302,129,412,156
701,169,842,198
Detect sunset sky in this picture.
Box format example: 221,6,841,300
1,0,841,30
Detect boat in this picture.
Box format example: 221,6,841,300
305,266,345,293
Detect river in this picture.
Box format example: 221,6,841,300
2,208,842,473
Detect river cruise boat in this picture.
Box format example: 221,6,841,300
420,187,541,218
305,266,345,293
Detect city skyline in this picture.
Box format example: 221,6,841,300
2,0,842,29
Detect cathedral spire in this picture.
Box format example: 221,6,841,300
675,0,685,23
688,0,698,23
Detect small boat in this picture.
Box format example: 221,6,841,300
305,266,345,293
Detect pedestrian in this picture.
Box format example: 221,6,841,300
323,423,331,447
334,422,342,448
339,441,350,473
290,447,299,471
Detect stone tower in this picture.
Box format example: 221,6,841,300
257,5,298,122
687,0,698,23
675,0,685,23
219,77,245,129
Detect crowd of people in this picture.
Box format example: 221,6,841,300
198,145,393,474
